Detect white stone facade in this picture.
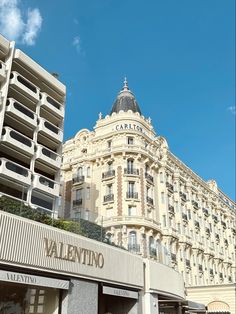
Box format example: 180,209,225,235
0,34,66,215
61,80,235,311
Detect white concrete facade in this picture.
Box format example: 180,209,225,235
61,80,236,313
0,34,66,215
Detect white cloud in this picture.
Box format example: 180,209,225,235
0,0,42,45
227,106,236,115
72,36,80,52
23,8,42,45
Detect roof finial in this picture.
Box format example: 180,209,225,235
123,77,129,91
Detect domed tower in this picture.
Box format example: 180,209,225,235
62,78,169,261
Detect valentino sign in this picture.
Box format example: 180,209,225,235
44,238,104,269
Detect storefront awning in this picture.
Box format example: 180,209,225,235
159,298,206,313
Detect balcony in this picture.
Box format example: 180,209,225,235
145,172,154,183
168,205,175,215
5,98,37,129
212,214,219,224
38,118,63,143
0,60,7,81
1,126,34,156
182,213,188,222
103,194,114,203
166,182,174,193
36,145,61,169
126,192,138,199
171,253,177,263
9,71,40,103
0,158,31,186
40,92,64,119
203,208,210,217
146,196,154,205
128,244,140,253
192,200,199,209
124,168,139,176
102,170,115,180
73,175,85,184
73,199,82,206
194,221,200,230
33,173,59,196
186,259,191,268
179,191,187,202
221,221,227,229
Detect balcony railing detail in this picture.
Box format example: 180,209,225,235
212,214,219,224
166,182,174,193
124,168,139,175
221,221,227,229
186,259,191,268
146,196,154,205
203,208,210,217
179,192,187,202
192,200,199,209
168,205,175,214
103,194,114,203
128,244,140,253
73,199,82,206
102,170,115,179
145,172,154,183
73,176,85,184
194,221,200,229
126,192,138,199
182,213,188,221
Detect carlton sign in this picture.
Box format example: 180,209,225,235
114,123,144,133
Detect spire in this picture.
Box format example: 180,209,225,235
110,78,142,115
123,77,129,91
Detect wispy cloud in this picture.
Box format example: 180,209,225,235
72,36,80,52
227,106,236,115
73,18,79,25
0,0,42,45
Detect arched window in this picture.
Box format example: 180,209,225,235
77,167,83,177
127,159,134,173
128,231,138,252
149,236,156,257
87,166,90,177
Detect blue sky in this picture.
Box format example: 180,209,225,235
1,0,235,200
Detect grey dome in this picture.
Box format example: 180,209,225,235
110,78,142,115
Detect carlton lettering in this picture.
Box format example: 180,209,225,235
44,238,104,269
115,124,143,133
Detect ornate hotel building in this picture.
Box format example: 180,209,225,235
61,79,236,312
0,34,65,215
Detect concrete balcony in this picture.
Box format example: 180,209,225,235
0,60,7,81
38,118,63,143
33,173,59,196
36,144,61,169
102,170,115,180
1,126,34,156
162,227,179,239
5,98,37,129
102,215,161,232
0,158,31,186
124,168,139,176
9,71,40,103
40,92,64,119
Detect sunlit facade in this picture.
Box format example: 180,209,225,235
61,79,236,313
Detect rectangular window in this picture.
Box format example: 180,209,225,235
128,182,135,193
107,184,113,195
127,137,134,145
161,192,165,204
76,189,83,199
86,187,90,200
128,206,136,216
163,215,167,227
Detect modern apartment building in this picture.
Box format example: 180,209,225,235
0,34,65,215
61,79,236,313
